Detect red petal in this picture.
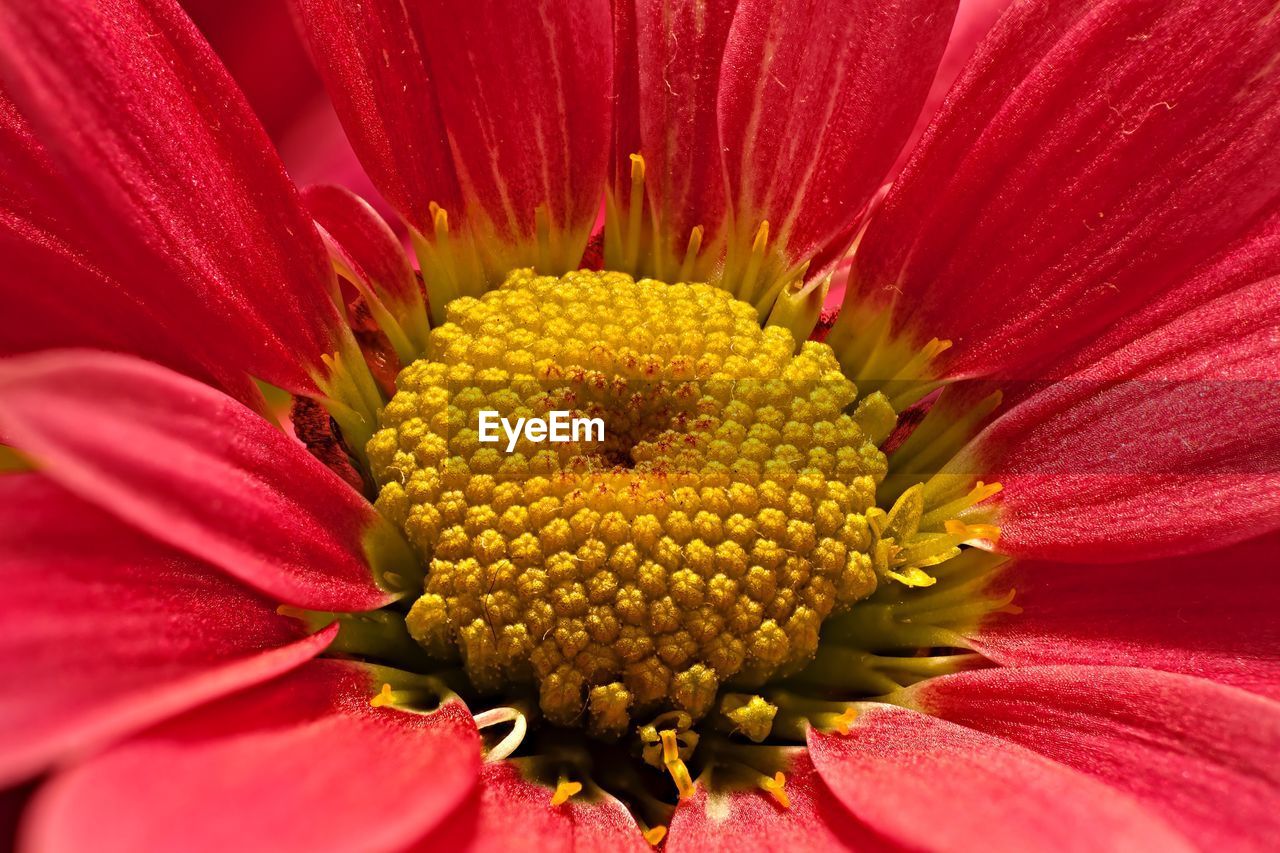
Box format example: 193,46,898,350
890,0,1017,180
420,761,647,852
718,0,957,275
910,665,1280,851
25,661,481,853
0,473,334,786
666,751,890,852
0,351,414,611
294,0,611,268
179,0,322,141
971,532,1280,700
963,275,1280,562
0,0,342,395
303,184,421,311
289,0,461,230
847,0,1280,379
1041,209,1280,383
0,782,35,852
809,705,1189,852
0,90,256,401
612,0,736,260
412,0,611,257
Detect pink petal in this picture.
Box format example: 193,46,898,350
962,275,1280,562
411,0,611,257
25,661,481,853
718,0,957,277
666,752,890,852
0,0,343,395
289,0,461,230
910,665,1280,851
420,761,648,852
809,705,1190,852
970,531,1280,700
0,350,415,611
303,184,420,311
0,473,335,787
846,0,1280,379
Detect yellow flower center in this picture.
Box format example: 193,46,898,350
367,269,966,738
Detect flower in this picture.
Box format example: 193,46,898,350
1,0,1278,851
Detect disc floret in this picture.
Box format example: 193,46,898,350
370,270,937,734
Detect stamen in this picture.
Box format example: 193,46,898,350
738,220,771,309
370,683,395,708
679,225,705,283
660,729,697,799
765,269,827,344
625,154,648,273
550,778,583,806
943,519,1002,544
643,826,668,846
827,706,858,735
759,771,790,809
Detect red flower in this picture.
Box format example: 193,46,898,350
1,0,1278,851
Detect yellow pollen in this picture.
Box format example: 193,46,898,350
369,269,934,732
760,771,790,809
644,826,668,846
550,779,583,806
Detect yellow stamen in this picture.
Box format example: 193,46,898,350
661,729,696,799
885,566,939,588
370,683,395,708
828,706,858,735
679,224,705,283
944,520,1002,544
643,826,668,846
550,779,583,806
626,154,647,270
760,771,790,809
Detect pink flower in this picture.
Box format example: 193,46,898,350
1,0,1277,850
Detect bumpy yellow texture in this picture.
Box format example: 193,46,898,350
369,270,890,735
